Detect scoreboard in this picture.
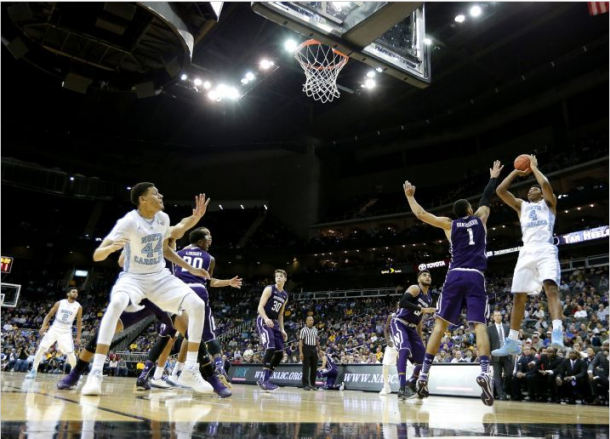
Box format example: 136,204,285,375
1,256,14,274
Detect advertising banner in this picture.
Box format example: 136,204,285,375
229,363,485,397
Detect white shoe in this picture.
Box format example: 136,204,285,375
81,369,103,396
339,382,345,391
177,364,213,394
150,377,175,389
379,386,392,395
167,375,189,388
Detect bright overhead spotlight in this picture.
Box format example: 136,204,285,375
284,39,298,52
227,87,240,101
203,81,211,90
469,5,482,17
194,78,202,86
366,70,376,78
260,59,273,70
455,14,466,23
424,37,432,45
180,74,188,81
208,90,221,102
241,78,249,85
375,67,383,73
364,78,376,89
245,72,255,81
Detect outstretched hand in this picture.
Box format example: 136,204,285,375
192,193,211,219
528,155,538,170
229,276,243,289
403,181,416,197
489,160,504,179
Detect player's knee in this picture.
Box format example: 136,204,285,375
109,292,130,313
185,293,205,310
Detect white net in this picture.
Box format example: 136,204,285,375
294,40,349,103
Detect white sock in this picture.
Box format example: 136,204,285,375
92,354,106,372
153,367,164,380
509,329,519,341
172,362,184,377
185,351,198,368
552,320,562,331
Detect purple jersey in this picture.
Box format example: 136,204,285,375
174,246,212,285
323,353,336,371
262,284,288,320
394,287,433,324
449,215,487,271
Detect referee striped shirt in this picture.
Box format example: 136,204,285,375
300,326,318,346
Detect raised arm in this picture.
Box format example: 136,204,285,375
403,181,452,231
169,194,210,240
528,155,557,212
496,169,530,214
474,160,503,225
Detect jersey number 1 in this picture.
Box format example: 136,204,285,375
467,228,475,246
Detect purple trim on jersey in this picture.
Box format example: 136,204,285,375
394,288,432,324
187,285,216,342
263,285,288,320
390,319,425,363
174,247,212,285
256,315,284,351
436,270,489,325
449,216,487,271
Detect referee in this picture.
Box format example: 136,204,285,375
299,316,320,390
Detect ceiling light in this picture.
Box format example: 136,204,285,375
455,14,466,23
424,37,432,45
469,5,482,17
364,78,376,89
180,74,188,81
194,78,202,86
375,67,383,73
245,72,255,81
227,87,240,100
203,81,212,90
366,70,376,78
260,59,274,70
241,78,249,85
284,39,298,52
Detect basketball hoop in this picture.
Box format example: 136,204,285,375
294,39,349,103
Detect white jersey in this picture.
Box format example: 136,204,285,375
52,299,81,330
520,200,555,246
106,210,171,274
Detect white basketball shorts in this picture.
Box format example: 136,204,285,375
511,244,560,295
40,326,75,354
111,268,201,315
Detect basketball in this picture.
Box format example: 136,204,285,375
514,154,531,171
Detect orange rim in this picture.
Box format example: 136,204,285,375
296,39,349,71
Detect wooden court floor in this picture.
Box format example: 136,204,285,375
1,373,608,438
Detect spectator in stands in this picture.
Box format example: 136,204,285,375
513,344,537,401
556,349,588,404
597,304,609,322
532,347,563,403
588,341,609,405
574,306,588,320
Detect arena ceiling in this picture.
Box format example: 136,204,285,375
2,2,608,161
